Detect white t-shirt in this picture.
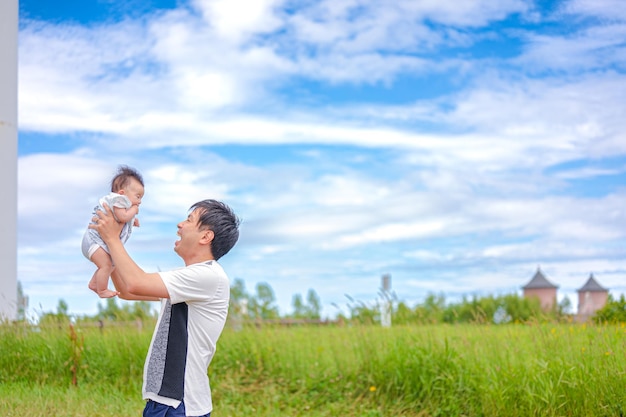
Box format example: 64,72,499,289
142,261,230,416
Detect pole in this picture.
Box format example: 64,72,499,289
380,274,391,327
0,0,19,321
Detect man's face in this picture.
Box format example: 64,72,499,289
174,209,203,256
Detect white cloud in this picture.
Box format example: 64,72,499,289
562,0,626,22
554,164,626,180
192,0,285,42
16,0,542,136
284,0,530,52
18,154,111,241
518,25,626,72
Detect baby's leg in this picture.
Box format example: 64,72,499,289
89,248,118,298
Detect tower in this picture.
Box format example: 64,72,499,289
577,274,608,322
522,267,558,311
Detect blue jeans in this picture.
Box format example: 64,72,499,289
143,400,211,417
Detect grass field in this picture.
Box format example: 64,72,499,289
1,321,625,416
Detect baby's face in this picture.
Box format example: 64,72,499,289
121,178,145,206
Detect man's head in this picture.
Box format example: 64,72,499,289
189,199,240,260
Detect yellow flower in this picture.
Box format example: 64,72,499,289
369,386,376,392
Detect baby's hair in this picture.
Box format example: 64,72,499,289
110,165,144,192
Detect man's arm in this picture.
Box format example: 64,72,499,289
91,204,169,300
111,269,160,302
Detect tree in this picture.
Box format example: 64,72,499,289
229,277,251,319
57,299,69,317
91,298,156,322
230,278,248,305
97,298,122,321
291,293,307,318
558,296,573,316
415,293,446,323
305,289,322,319
344,295,378,325
38,299,71,327
593,295,626,323
249,282,279,320
392,301,414,325
290,289,322,320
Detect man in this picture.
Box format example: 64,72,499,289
91,199,240,417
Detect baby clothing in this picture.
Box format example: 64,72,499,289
81,192,135,260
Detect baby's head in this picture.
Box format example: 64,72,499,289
111,165,144,206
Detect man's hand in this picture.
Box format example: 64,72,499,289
89,203,124,244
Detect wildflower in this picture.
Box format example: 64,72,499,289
369,386,376,392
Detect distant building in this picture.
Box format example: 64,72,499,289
577,274,609,322
522,267,558,311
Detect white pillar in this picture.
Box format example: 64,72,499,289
0,0,18,321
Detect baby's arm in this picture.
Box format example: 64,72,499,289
113,204,139,224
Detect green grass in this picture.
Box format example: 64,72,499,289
2,322,626,416
0,382,143,417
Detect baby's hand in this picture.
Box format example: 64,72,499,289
133,218,140,227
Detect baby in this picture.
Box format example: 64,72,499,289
82,166,145,298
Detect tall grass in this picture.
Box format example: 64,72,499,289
212,323,626,416
0,323,149,390
2,322,626,416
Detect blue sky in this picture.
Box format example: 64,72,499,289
17,0,626,319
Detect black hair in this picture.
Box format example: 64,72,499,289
111,165,144,192
190,199,241,260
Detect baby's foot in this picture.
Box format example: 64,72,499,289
97,289,119,298
88,279,98,293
